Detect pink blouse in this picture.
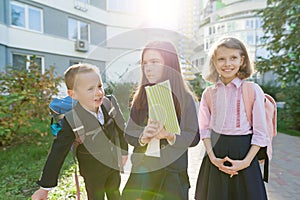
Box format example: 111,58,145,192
198,78,269,148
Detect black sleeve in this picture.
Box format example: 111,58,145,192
37,119,75,187
124,104,147,147
110,95,128,154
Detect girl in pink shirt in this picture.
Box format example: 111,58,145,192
195,37,269,200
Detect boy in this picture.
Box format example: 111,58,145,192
32,63,128,200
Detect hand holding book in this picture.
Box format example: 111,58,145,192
143,80,180,157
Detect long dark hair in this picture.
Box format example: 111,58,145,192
132,41,194,122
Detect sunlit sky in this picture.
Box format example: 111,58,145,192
137,0,209,30
139,0,182,29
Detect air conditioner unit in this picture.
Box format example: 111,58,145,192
75,40,89,52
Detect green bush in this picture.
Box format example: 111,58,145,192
189,73,205,101
259,82,282,102
282,85,300,131
105,81,137,120
259,82,300,132
0,61,63,145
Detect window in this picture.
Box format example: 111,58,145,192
246,19,255,29
255,18,263,29
247,32,254,45
68,18,90,41
10,1,43,32
12,54,44,73
227,22,235,32
204,39,209,51
69,60,81,66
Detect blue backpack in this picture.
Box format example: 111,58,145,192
49,96,75,136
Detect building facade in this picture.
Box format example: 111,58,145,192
0,0,144,87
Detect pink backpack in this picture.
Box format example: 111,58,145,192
241,81,277,160
205,81,277,182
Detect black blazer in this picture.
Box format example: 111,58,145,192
37,97,128,187
125,93,199,172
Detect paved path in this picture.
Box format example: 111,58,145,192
121,133,300,200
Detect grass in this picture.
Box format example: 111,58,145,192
0,119,85,199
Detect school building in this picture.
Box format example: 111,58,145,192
0,0,272,89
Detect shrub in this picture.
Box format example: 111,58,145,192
0,61,63,145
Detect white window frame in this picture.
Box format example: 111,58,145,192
10,1,43,33
68,18,90,42
12,53,45,74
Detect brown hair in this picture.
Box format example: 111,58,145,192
64,63,100,90
132,41,195,120
203,37,254,83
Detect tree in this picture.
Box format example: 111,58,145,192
257,0,300,130
257,0,300,86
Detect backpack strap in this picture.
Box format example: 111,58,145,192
64,109,83,200
265,94,277,137
65,109,86,146
242,81,271,182
205,87,212,112
205,85,216,114
102,95,124,173
65,109,101,157
241,81,255,125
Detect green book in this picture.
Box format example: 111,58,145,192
145,80,180,135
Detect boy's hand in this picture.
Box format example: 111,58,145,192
31,188,49,200
122,155,128,166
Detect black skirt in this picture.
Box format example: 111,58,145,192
195,131,267,200
122,156,190,200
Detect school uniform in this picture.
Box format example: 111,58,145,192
37,96,128,200
195,78,269,200
122,93,200,200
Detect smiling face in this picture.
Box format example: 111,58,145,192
142,49,165,84
214,46,245,85
68,71,104,113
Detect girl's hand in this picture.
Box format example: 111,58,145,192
154,122,175,142
140,119,160,144
210,157,238,177
219,156,250,177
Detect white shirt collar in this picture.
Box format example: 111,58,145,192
84,106,105,125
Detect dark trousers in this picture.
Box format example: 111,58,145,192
78,153,121,200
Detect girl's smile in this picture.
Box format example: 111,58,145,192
214,46,244,85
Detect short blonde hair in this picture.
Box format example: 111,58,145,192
203,37,254,83
64,63,100,90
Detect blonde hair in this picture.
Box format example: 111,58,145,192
203,37,254,83
64,63,100,90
